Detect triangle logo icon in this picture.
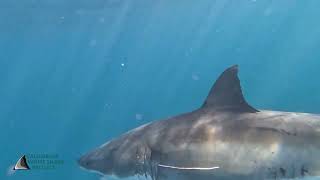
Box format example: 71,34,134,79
13,155,30,170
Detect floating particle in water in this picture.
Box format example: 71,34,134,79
104,103,112,110
9,119,14,128
121,63,125,67
58,16,66,24
192,74,200,81
89,39,97,47
75,9,84,15
185,48,194,57
264,7,273,16
135,114,143,120
99,17,105,23
235,47,242,53
72,88,79,94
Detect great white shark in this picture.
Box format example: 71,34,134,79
78,65,320,180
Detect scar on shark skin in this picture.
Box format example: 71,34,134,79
158,164,220,170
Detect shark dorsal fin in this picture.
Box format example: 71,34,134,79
202,65,258,113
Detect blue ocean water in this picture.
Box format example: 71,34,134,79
1,0,320,179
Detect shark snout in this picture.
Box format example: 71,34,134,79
78,148,114,174
78,153,93,169
78,132,150,177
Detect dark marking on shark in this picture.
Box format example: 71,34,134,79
279,167,286,177
301,165,309,177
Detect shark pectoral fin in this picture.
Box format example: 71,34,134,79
202,65,258,113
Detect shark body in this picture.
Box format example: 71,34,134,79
79,66,320,180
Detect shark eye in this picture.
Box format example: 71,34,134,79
85,161,91,166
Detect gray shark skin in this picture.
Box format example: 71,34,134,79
78,65,320,180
